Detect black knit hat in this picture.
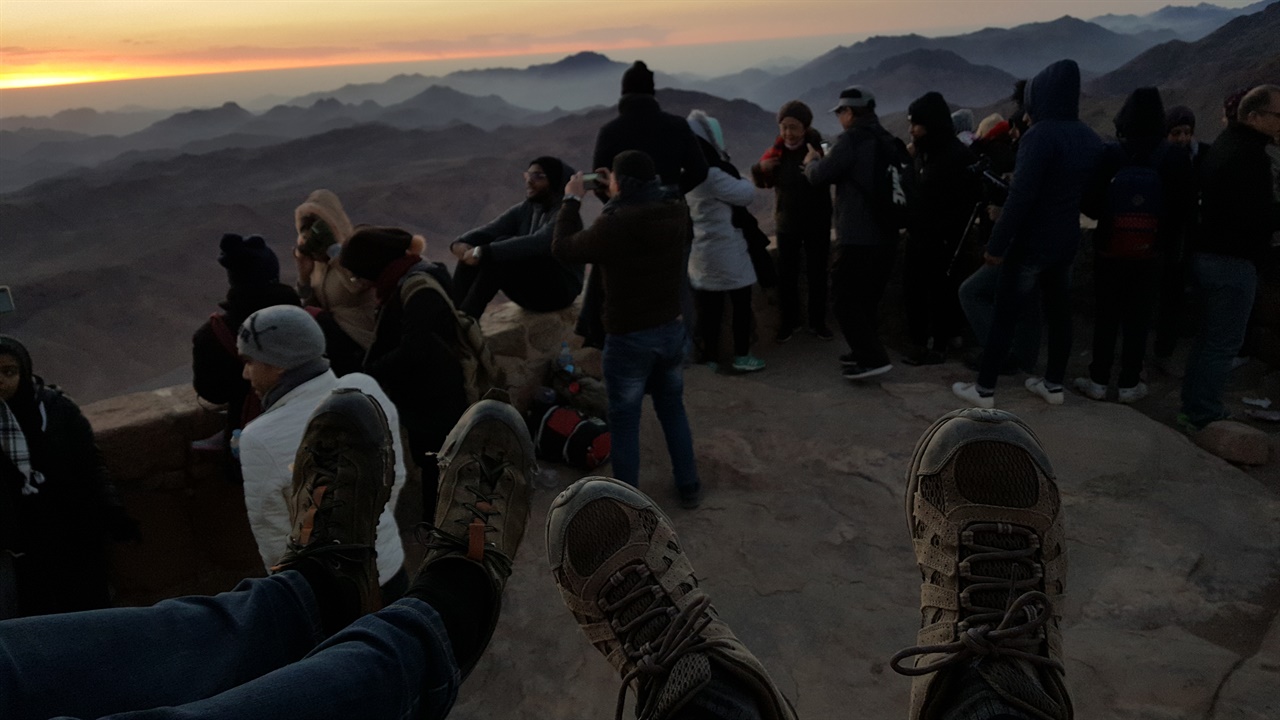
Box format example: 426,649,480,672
340,226,413,281
907,92,955,137
777,100,813,128
612,150,656,182
1166,105,1196,133
621,61,655,96
218,233,280,288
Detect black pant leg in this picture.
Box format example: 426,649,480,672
729,286,754,357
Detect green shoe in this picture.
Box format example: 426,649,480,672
731,355,766,373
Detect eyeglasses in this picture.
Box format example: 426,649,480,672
523,171,548,181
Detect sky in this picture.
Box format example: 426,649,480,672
0,0,1259,116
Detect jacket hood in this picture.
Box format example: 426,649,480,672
294,189,354,244
1114,87,1165,140
908,92,956,142
528,156,575,199
1025,59,1081,123
687,110,729,161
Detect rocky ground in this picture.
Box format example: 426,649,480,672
429,325,1279,720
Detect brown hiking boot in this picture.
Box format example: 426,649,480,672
271,388,396,616
891,408,1071,720
547,476,797,720
415,395,535,675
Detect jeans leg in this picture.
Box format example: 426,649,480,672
904,237,933,347
1038,263,1073,387
0,572,324,720
803,229,831,328
603,332,654,487
977,263,1039,389
96,599,460,720
959,264,998,348
649,323,700,496
775,232,801,330
1181,254,1257,427
730,286,754,357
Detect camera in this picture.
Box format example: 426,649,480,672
582,173,601,191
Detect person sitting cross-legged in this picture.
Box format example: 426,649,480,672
450,156,585,321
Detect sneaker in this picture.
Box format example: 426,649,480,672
839,352,858,368
951,382,995,409
1071,377,1106,401
546,477,797,720
271,388,396,616
892,408,1071,720
731,355,766,373
809,324,834,341
1025,377,1064,405
1117,382,1148,404
775,325,800,344
843,362,893,380
415,396,536,676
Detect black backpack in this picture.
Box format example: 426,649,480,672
865,126,915,234
1101,146,1167,259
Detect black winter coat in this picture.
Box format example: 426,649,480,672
592,94,709,194
1195,123,1280,263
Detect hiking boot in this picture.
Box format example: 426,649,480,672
547,477,797,720
415,396,535,676
1071,377,1106,401
1025,377,1064,405
272,388,396,616
951,382,994,410
892,408,1071,720
1117,382,1148,404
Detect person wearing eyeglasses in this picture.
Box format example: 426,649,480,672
1179,84,1280,433
448,156,584,321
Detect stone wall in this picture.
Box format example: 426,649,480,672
87,304,582,606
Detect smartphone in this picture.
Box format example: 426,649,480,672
0,286,13,314
821,142,831,154
582,173,601,191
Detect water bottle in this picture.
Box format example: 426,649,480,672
557,341,574,375
230,428,242,459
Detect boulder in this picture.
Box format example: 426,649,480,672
1194,420,1271,465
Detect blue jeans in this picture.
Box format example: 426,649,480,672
1181,252,1257,428
0,572,459,720
603,319,700,496
977,260,1072,390
959,263,1041,374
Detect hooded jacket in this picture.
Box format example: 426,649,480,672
985,60,1104,266
685,112,759,291
592,94,709,194
908,92,981,248
294,190,378,351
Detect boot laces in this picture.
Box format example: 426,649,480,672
602,563,731,720
890,522,1062,676
415,450,514,575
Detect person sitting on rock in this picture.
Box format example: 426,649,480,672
449,156,584,321
191,233,299,458
235,304,409,602
340,226,471,522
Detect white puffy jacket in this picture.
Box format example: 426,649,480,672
686,167,758,291
239,371,407,584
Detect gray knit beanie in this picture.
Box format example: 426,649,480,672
236,305,325,370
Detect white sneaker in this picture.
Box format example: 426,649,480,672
951,381,995,409
1072,377,1106,401
1117,382,1149,404
1025,377,1064,405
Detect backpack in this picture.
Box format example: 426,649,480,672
1101,146,1167,259
398,271,504,405
864,126,915,234
532,405,611,471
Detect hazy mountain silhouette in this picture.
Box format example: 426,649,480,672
1087,2,1280,130
1,89,777,401
1090,1,1276,40
0,107,173,136
756,16,1175,109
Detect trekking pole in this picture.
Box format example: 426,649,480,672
945,201,985,278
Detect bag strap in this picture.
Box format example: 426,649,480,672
208,313,240,359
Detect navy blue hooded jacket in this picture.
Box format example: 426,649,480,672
986,60,1103,266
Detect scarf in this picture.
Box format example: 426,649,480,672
374,254,423,305
1,399,44,495
260,357,331,412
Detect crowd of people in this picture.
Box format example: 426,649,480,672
1,54,1278,720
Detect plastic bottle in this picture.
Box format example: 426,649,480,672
557,341,574,375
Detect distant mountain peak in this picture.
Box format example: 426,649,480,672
532,51,622,75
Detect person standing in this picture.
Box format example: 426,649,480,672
1179,85,1280,431
951,60,1103,408
751,100,833,343
553,151,703,509
804,86,899,380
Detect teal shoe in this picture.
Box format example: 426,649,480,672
731,355,766,373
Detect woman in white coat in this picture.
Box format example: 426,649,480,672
686,110,766,372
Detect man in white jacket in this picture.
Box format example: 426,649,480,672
237,304,408,598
